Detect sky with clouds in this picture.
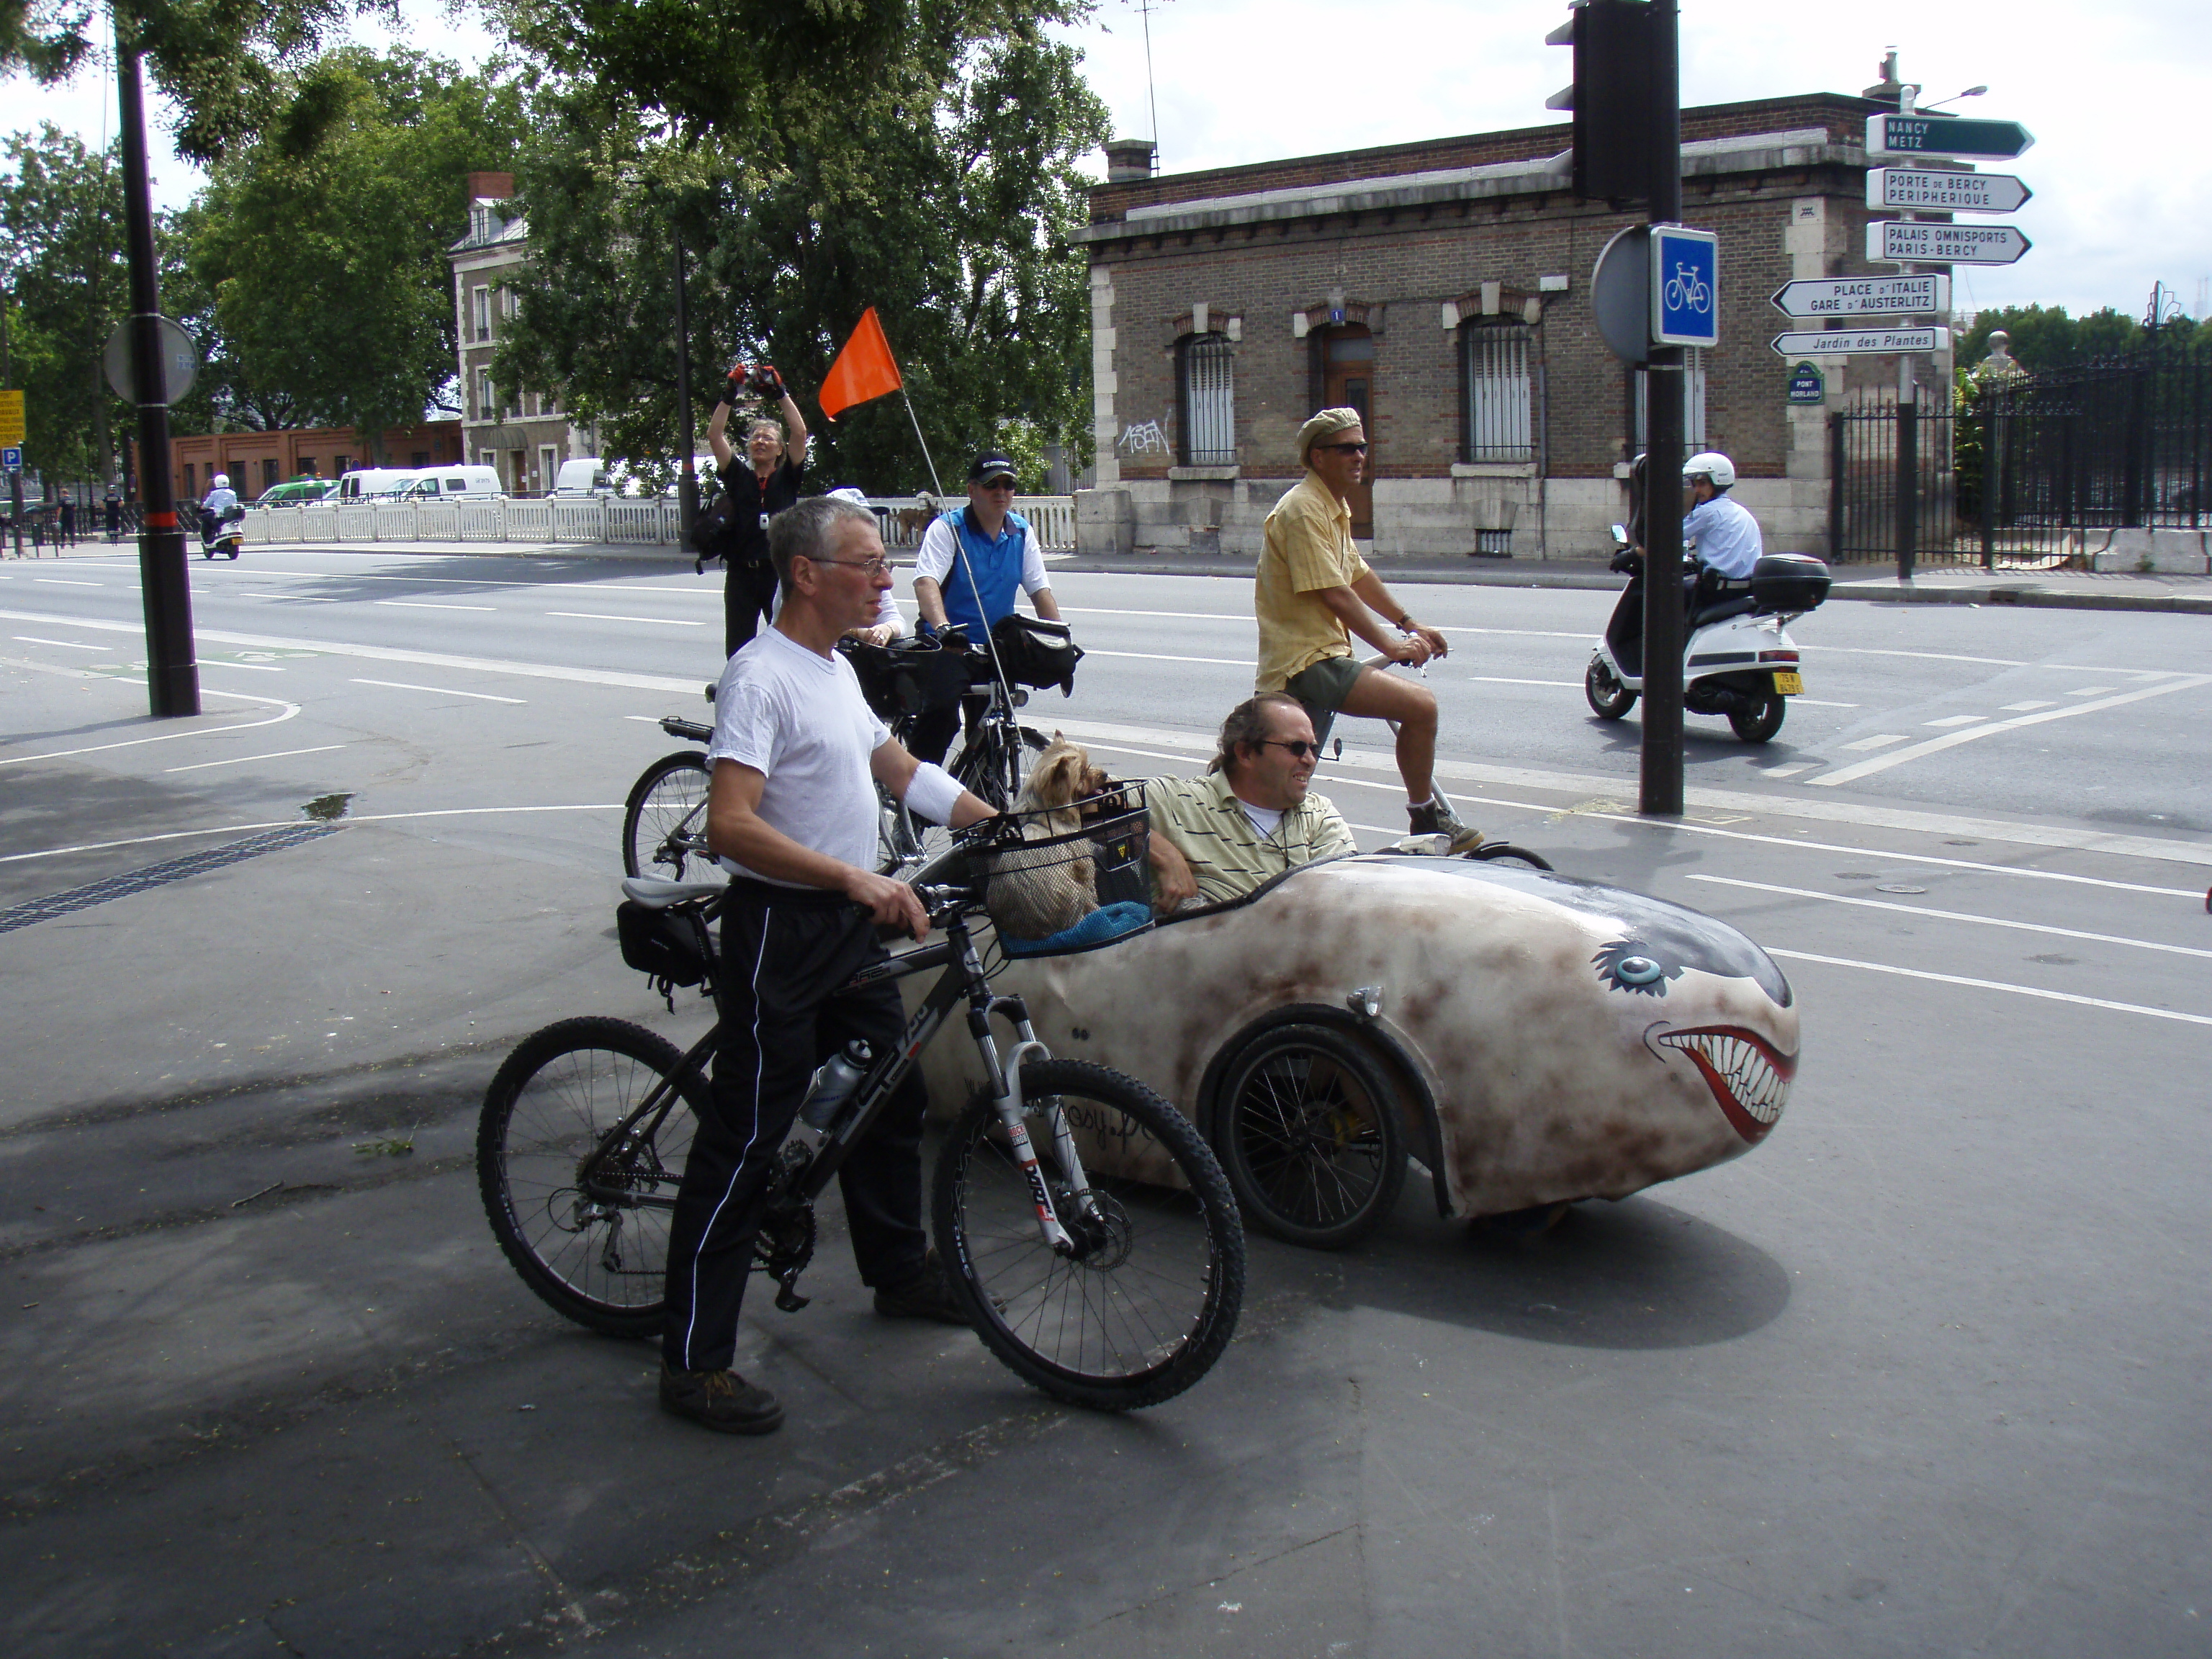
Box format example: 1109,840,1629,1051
9,0,2208,323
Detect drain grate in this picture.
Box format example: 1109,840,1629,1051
0,823,343,935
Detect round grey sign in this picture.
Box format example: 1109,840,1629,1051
102,316,200,405
1590,225,1650,367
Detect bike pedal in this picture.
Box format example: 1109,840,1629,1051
773,1281,810,1313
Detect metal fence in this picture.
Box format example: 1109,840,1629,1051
243,493,1079,552
1830,341,2212,574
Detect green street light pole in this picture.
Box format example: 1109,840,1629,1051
116,17,199,717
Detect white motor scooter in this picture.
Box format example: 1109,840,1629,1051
1583,526,1831,743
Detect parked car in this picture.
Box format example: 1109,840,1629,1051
253,478,335,507
552,457,612,496
397,465,506,500
909,845,1799,1249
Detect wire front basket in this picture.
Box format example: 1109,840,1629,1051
966,783,1154,956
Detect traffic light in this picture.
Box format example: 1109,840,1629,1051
1546,0,1657,204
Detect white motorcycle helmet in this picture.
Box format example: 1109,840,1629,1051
1682,452,1735,490
212,473,230,490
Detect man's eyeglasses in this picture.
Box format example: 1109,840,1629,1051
805,554,891,578
1259,739,1321,760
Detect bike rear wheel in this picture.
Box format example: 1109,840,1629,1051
624,751,712,881
478,1017,702,1337
934,1060,1244,1411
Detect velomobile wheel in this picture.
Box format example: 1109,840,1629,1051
1463,843,1554,871
1213,1024,1405,1250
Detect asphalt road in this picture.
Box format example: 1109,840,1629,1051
2,545,2208,1658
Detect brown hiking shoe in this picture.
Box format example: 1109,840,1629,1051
1408,798,1473,841
659,1362,784,1435
873,1247,975,1327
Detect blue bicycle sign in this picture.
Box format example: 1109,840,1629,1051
1652,225,1719,348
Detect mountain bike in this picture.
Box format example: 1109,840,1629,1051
477,802,1244,1412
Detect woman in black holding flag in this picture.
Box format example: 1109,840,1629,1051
707,361,811,657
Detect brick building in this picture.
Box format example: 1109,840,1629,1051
149,421,462,505
448,172,596,495
1074,93,1942,560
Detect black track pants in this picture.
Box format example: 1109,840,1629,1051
723,560,779,660
661,884,930,1374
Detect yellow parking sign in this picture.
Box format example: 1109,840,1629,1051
0,389,24,447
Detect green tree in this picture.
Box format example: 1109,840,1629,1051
498,33,1108,492
1956,304,2146,372
189,48,528,454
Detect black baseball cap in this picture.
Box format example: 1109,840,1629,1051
968,451,1017,485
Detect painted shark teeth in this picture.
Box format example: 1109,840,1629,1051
1658,1026,1796,1141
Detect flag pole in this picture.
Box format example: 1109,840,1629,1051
899,387,945,498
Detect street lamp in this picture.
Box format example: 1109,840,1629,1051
1916,85,1988,112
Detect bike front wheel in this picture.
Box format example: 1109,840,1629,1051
624,751,712,881
934,1060,1245,1411
477,1017,703,1337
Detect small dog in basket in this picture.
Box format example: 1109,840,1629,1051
984,737,1111,940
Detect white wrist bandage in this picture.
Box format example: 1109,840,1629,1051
903,762,964,826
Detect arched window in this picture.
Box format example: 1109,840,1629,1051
1461,320,1534,463
1178,333,1236,466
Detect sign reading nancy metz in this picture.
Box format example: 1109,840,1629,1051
1866,114,2035,160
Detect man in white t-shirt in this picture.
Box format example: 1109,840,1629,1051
660,496,995,1437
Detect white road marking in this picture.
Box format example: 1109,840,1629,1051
163,743,348,774
0,685,302,766
1769,949,2212,1029
1687,875,2212,961
351,678,526,703
2065,685,2116,696
1079,647,1254,668
1840,735,1907,751
2001,700,2055,712
32,578,105,587
1795,698,1861,708
1756,763,1816,778
1045,712,2212,869
0,804,627,865
374,599,498,613
14,636,106,650
1923,715,1986,728
1812,675,2212,787
545,610,703,626
197,659,283,672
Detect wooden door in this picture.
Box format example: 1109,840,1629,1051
1320,325,1375,536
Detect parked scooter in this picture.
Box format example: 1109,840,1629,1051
1584,523,1832,744
199,503,244,561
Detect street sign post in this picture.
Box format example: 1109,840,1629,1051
1650,224,1718,348
1867,167,2031,213
1866,114,2034,160
1,446,20,469
1787,362,1825,404
1869,221,2031,265
1771,327,1950,358
0,388,24,447
1771,274,1950,319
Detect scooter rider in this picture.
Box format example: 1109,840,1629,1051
1679,452,1761,580
200,472,240,540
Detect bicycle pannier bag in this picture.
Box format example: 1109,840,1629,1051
988,614,1084,694
616,900,709,987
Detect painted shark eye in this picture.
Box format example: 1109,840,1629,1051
1614,956,1664,985
1593,937,1684,996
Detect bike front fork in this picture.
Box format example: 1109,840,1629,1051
976,1022,1101,1258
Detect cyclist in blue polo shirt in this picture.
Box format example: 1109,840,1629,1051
908,451,1064,765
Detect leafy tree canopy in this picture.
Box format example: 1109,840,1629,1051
189,46,528,453
498,32,1107,493
1957,304,2164,372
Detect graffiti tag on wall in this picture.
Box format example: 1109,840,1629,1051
1116,419,1169,456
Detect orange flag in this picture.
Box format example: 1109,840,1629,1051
818,307,904,421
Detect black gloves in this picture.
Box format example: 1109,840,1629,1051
722,363,749,405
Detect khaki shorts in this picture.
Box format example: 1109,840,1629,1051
1282,654,1366,745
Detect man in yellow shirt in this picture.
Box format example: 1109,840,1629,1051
1257,408,1465,840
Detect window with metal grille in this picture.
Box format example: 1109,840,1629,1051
1633,349,1709,451
1178,333,1236,466
1461,322,1534,463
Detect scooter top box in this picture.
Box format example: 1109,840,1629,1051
1749,554,1830,613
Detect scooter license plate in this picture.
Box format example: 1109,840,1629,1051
1772,671,1805,696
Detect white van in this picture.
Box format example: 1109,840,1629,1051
335,468,423,500
398,465,506,500
553,458,613,496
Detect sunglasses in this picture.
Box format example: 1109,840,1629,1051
1316,441,1369,455
976,477,1017,491
1259,739,1321,760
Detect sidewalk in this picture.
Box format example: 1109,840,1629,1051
16,535,2212,614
